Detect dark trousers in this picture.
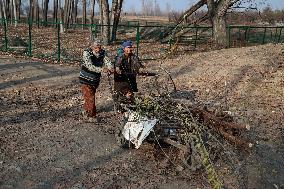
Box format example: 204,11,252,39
81,84,97,117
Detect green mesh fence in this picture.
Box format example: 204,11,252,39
228,26,284,47
0,19,29,54
1,18,284,63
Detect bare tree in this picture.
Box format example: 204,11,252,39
17,0,21,20
90,0,95,24
98,0,103,25
72,0,78,24
176,0,252,47
34,0,39,25
82,0,86,25
29,0,33,20
0,0,7,20
53,0,58,23
43,0,49,24
101,0,110,44
111,0,123,42
154,0,161,16
12,0,17,25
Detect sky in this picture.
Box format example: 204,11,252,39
123,0,284,12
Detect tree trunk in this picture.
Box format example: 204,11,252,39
82,0,86,26
63,0,72,30
99,0,103,32
29,0,33,21
35,0,39,27
207,0,233,48
12,0,17,26
43,0,49,25
70,0,74,24
101,0,110,45
64,0,68,28
111,0,123,42
73,0,78,24
0,0,5,20
90,0,95,24
212,15,227,47
53,0,58,23
16,0,21,20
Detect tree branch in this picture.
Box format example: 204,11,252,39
176,0,206,25
217,0,240,17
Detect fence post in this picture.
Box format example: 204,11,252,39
244,26,250,45
57,22,61,62
278,28,282,43
194,26,198,49
93,24,97,38
136,24,140,58
159,27,164,43
227,26,231,48
28,19,32,56
3,18,8,51
262,27,267,44
275,28,278,42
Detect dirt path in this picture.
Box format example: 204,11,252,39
1,44,284,189
0,57,124,188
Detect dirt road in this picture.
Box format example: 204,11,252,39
1,43,284,189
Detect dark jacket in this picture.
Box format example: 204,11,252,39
114,52,142,92
79,48,111,87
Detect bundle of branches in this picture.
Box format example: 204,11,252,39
132,93,251,188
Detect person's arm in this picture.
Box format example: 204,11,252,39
103,53,113,70
82,50,102,73
132,55,144,73
114,53,123,74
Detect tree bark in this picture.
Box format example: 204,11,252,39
72,0,78,25
12,0,17,26
0,0,5,20
90,0,95,24
43,0,49,25
175,0,240,48
208,0,236,48
35,0,39,27
53,0,58,23
82,0,86,26
111,0,123,42
212,15,227,47
29,0,33,21
16,0,21,20
101,0,110,45
99,0,103,28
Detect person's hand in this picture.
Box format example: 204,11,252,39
102,68,111,74
115,69,121,74
125,91,133,99
106,69,114,76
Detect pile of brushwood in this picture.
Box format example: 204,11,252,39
132,93,251,188
126,71,252,189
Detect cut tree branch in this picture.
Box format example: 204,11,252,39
176,0,206,25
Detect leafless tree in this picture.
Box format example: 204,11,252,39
82,0,86,25
101,0,110,44
111,0,123,42
43,0,49,24
73,0,78,24
12,0,17,25
90,0,95,24
53,0,58,23
176,0,256,47
0,0,7,20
